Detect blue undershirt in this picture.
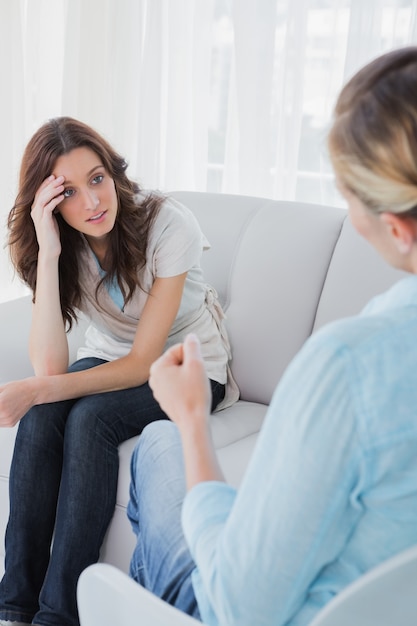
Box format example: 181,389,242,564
93,254,124,311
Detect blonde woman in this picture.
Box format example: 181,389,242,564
127,46,417,626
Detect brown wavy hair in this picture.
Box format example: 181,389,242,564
328,46,417,217
8,117,164,329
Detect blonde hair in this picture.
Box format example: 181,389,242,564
328,46,417,216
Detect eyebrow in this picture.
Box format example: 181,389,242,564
63,165,104,185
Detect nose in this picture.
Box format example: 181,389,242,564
81,187,99,211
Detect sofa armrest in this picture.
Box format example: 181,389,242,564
0,296,33,383
0,295,88,383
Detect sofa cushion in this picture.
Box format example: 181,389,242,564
225,202,346,405
313,216,406,331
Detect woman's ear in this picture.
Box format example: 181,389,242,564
380,212,417,254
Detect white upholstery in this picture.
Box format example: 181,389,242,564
0,191,406,577
77,544,417,626
309,544,417,626
77,563,200,626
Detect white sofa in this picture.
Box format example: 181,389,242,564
0,191,406,579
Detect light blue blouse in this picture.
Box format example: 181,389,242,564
182,275,417,626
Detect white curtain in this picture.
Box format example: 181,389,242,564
1,0,417,302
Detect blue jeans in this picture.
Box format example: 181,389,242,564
0,357,205,626
127,420,205,621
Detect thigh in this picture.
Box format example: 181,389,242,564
67,360,224,444
67,356,168,445
66,383,168,448
68,356,108,373
128,421,186,537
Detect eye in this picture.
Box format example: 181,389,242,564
63,188,75,198
92,174,104,185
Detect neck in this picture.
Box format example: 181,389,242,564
85,237,110,270
408,247,417,274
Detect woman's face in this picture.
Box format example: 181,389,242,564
53,147,118,249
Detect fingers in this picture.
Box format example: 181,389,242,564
150,334,201,375
149,343,183,381
31,175,65,217
163,342,184,366
183,333,202,362
37,174,56,192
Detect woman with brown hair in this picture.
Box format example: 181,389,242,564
0,117,237,626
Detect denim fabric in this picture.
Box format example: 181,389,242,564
127,421,201,621
127,380,224,619
0,357,174,626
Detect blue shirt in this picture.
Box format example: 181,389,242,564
92,253,125,311
182,275,417,626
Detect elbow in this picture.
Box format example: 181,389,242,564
202,554,248,625
31,354,69,377
201,544,276,626
207,575,267,626
33,364,68,377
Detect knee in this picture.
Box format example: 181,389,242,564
142,419,179,443
66,397,119,447
130,421,182,488
16,403,66,446
134,421,180,464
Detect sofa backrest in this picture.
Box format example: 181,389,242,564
171,192,406,406
0,192,406,408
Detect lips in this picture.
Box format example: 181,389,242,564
87,211,106,222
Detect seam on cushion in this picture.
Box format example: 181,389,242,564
310,213,347,334
223,198,277,312
215,429,261,451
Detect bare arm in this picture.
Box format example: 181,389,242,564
0,272,187,427
29,174,68,374
149,334,225,488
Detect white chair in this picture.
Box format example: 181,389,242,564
77,544,417,626
77,562,200,626
310,544,417,626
